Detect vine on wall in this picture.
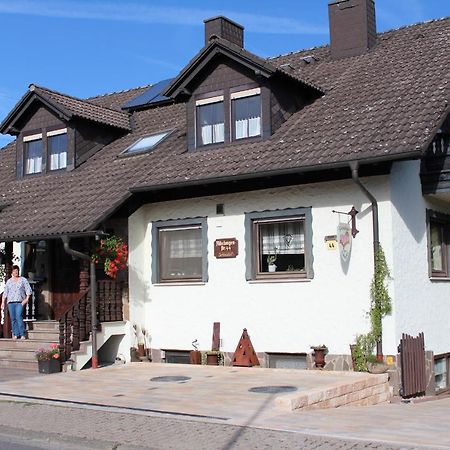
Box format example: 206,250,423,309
353,245,392,371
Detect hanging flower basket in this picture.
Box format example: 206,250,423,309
92,236,128,279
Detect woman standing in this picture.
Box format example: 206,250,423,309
1,265,32,339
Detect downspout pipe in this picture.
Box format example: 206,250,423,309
349,161,383,360
61,235,98,369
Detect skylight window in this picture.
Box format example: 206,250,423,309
122,130,172,155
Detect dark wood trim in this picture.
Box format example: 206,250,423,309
165,43,274,99
426,209,450,278
195,89,224,102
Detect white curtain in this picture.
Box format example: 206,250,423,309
26,155,42,174
168,229,202,258
248,117,261,137
235,119,246,139
261,221,304,255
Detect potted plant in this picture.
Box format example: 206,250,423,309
310,345,328,369
267,254,277,272
35,344,61,374
201,350,224,366
366,354,389,374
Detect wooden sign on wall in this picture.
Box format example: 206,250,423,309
214,238,238,258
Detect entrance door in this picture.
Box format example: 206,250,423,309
50,239,82,319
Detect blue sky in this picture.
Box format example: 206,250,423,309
0,0,449,147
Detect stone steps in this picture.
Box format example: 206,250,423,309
0,321,60,370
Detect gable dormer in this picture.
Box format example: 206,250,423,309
161,16,323,151
0,84,130,178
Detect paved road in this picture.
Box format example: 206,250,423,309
0,401,429,450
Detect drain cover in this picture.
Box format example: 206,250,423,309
249,386,297,394
150,376,191,382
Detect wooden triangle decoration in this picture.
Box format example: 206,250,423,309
232,328,260,367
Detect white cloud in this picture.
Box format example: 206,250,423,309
0,0,328,35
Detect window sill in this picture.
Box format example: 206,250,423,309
153,282,206,287
429,277,450,282
248,278,312,284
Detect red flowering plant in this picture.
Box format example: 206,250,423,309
92,235,128,279
35,343,60,361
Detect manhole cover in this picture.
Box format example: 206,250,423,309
249,386,297,394
150,376,191,382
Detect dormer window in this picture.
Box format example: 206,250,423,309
196,96,224,146
48,129,68,170
193,87,264,149
232,88,261,140
24,133,43,175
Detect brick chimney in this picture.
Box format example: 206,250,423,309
204,16,244,48
328,0,377,59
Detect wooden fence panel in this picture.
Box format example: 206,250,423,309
398,332,426,398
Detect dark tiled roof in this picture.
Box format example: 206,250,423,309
0,85,131,133
0,17,449,241
164,37,323,97
32,85,131,130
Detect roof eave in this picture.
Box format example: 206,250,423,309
0,90,72,135
130,149,422,194
0,230,107,243
164,41,276,98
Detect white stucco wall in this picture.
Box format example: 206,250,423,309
0,242,22,292
129,175,400,356
390,160,450,355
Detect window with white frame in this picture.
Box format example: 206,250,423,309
434,356,449,392
24,133,43,174
232,88,261,140
196,96,224,146
48,129,68,170
152,218,208,283
122,130,172,155
245,208,313,280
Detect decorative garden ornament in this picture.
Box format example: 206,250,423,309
337,223,352,261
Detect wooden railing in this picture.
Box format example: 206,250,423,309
59,281,123,360
0,293,11,338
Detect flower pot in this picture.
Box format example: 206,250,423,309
137,344,146,358
268,264,277,273
367,362,389,374
206,354,219,365
189,350,201,365
38,358,61,374
311,348,327,369
130,347,141,362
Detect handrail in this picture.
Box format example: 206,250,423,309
58,280,123,361
55,287,89,321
